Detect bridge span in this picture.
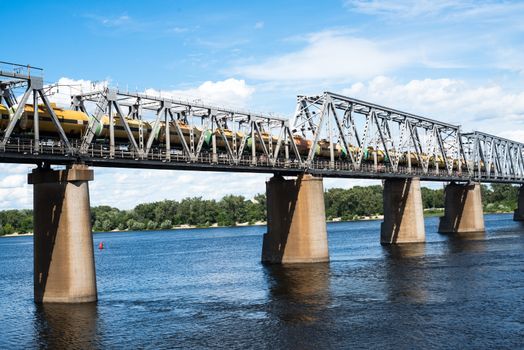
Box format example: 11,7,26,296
2,61,524,303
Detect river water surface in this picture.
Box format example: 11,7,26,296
1,214,523,349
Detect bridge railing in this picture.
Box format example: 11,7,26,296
0,61,43,79
1,136,521,182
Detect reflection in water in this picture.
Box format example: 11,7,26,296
264,263,331,324
34,302,101,349
383,243,428,304
440,231,487,300
385,243,426,259
444,231,487,254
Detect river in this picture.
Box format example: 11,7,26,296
0,214,523,349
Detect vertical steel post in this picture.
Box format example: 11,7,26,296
137,104,144,154
251,120,256,165
407,149,412,173
109,102,114,158
33,90,39,154
189,109,195,154
284,132,290,168
328,102,335,169
165,107,171,161
211,110,218,163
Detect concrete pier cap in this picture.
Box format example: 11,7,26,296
513,185,524,221
29,163,97,303
262,173,329,264
438,181,485,234
381,177,425,244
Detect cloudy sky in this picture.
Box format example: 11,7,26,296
2,0,524,209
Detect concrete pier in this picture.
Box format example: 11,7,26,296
29,164,97,303
381,177,425,244
262,174,329,264
513,186,524,221
438,182,485,233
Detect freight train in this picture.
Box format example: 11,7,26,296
0,102,474,170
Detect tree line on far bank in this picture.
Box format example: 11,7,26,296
0,183,519,235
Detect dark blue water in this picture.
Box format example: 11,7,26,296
1,214,523,349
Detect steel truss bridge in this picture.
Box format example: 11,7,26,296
1,62,523,184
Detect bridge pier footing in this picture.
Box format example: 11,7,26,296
513,186,524,221
28,164,97,303
262,174,329,264
438,182,485,233
381,177,425,244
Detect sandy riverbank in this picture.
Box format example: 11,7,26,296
1,232,33,238
0,212,514,237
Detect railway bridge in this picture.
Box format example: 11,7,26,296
2,61,524,303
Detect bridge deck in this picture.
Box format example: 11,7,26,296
1,138,520,183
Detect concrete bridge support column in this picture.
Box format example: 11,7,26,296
28,164,97,303
513,186,524,221
438,182,485,233
262,174,329,264
381,177,425,244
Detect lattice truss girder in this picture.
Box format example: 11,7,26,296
462,132,524,180
291,92,466,175
73,89,294,164
0,65,73,154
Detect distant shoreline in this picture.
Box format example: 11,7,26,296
1,211,514,238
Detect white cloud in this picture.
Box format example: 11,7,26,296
341,76,524,140
0,162,382,210
498,130,524,143
342,2,524,74
99,15,131,27
89,168,381,210
235,30,415,82
144,78,255,107
346,0,477,18
0,164,33,175
169,26,188,33
0,164,33,209
254,21,264,29
0,186,31,208
493,47,524,75
0,166,32,209
0,174,26,188
84,13,139,31
345,0,524,21
44,77,255,112
89,169,270,209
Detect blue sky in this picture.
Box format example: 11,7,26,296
2,0,524,209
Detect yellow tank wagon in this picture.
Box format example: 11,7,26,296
18,103,89,137
0,104,9,129
0,102,490,173
96,115,153,141
155,121,212,148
